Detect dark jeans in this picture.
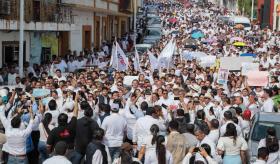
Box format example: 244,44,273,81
108,147,120,161
27,131,40,164
7,155,27,164
68,151,83,164
38,141,48,163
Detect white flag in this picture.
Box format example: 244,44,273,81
110,43,117,69
148,50,159,71
134,48,142,72
158,39,176,69
116,42,129,71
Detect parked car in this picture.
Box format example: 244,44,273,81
247,112,280,163
143,27,162,43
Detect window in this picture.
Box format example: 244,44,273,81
251,121,280,141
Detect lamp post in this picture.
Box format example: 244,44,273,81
251,0,254,21
19,0,24,77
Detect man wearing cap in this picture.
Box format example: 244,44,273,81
101,103,127,161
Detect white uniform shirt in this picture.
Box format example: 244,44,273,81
217,136,248,155
43,155,71,164
261,98,274,112
101,113,127,147
258,138,280,164
207,129,220,145
220,121,242,136
133,115,166,149
144,149,173,164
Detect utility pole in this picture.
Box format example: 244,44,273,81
19,0,24,77
251,0,254,21
134,0,137,45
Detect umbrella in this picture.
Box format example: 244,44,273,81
230,37,243,43
191,32,205,39
168,18,177,23
191,29,202,34
233,42,246,47
240,53,257,58
234,24,244,29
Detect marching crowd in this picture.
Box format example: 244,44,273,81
0,0,280,164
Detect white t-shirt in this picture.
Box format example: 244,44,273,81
43,155,71,164
217,136,248,155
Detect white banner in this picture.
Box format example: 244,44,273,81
220,57,253,71
241,62,259,75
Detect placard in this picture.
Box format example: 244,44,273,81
220,57,253,71
32,89,50,97
217,68,229,85
247,71,269,86
123,76,139,86
241,62,259,75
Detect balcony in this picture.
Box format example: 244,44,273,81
0,0,75,31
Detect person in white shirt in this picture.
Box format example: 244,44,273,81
207,119,220,145
43,141,71,164
253,147,269,164
53,69,66,82
194,126,217,161
260,89,274,112
220,111,242,137
67,56,78,72
55,57,68,73
133,107,166,150
101,103,127,160
38,113,55,162
183,145,218,164
85,128,112,164
217,123,248,164
144,135,173,164
7,68,17,85
258,127,280,164
0,105,41,164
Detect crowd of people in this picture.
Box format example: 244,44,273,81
0,0,280,164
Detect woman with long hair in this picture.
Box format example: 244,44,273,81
258,127,280,164
38,113,54,163
217,123,248,164
144,135,173,164
138,124,159,161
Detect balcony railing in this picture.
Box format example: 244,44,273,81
0,0,74,24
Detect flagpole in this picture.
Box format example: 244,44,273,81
116,42,119,71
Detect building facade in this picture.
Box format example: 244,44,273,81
0,0,139,67
257,0,280,30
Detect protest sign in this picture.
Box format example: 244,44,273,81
220,57,253,71
247,71,269,86
241,62,259,75
32,89,50,97
199,56,216,68
123,76,139,86
217,68,229,85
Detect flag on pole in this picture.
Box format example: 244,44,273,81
158,38,176,69
148,50,159,71
134,48,142,72
116,42,129,71
110,43,117,69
